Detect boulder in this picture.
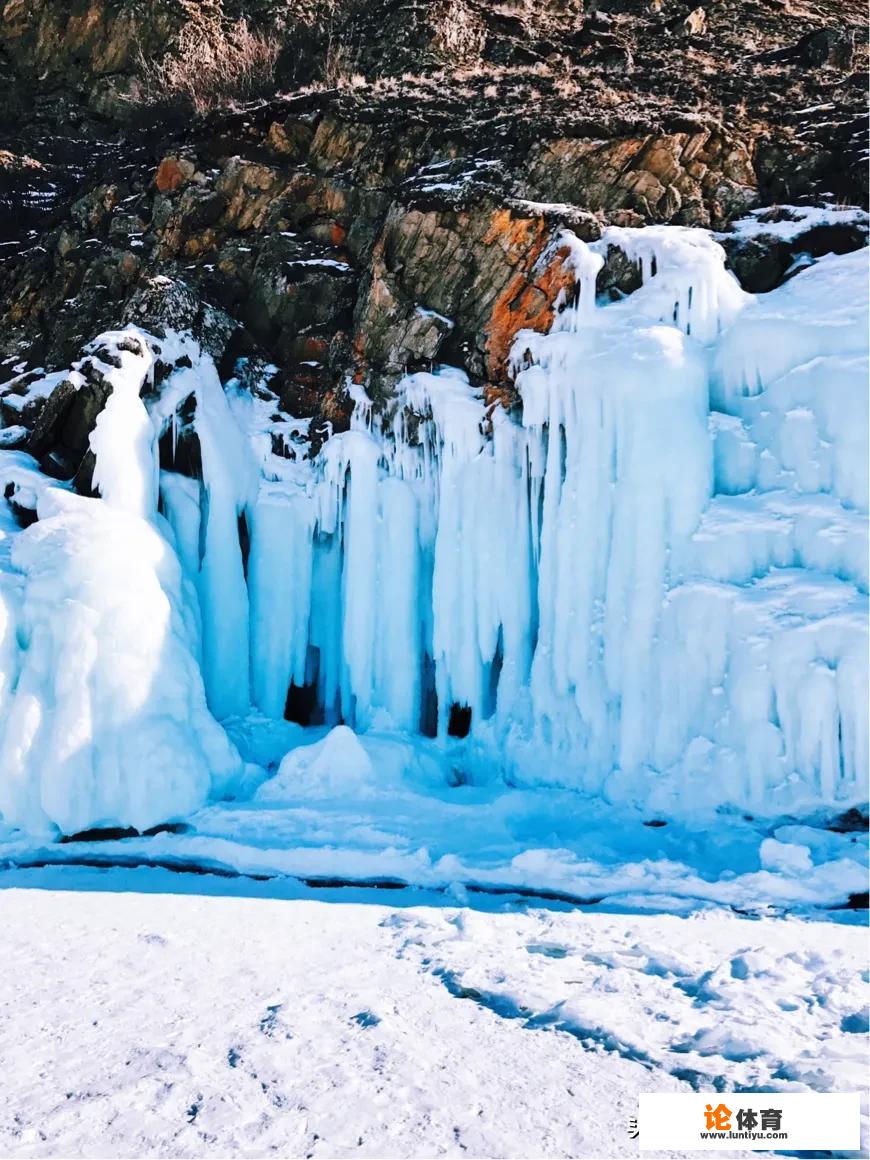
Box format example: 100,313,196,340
154,155,196,193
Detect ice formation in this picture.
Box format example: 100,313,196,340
0,335,243,834
256,724,375,800
241,229,864,817
0,222,867,834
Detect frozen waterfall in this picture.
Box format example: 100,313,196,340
0,333,243,834
0,225,866,833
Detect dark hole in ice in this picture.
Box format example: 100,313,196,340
828,890,869,911
448,702,472,738
826,806,868,833
643,819,667,828
237,511,250,577
419,653,438,737
59,822,188,844
484,628,504,720
284,681,319,726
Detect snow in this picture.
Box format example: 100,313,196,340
0,368,78,415
0,877,865,1158
712,247,867,413
256,725,375,800
86,333,159,519
758,836,813,874
0,448,62,515
286,258,352,271
723,203,869,243
0,425,28,447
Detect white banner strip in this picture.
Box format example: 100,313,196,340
638,1092,861,1151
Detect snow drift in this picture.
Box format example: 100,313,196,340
0,223,867,834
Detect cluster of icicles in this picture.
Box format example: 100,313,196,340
157,226,867,815
1,224,866,835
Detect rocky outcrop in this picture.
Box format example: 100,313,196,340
523,125,756,226
354,199,599,392
2,91,867,422
0,0,867,459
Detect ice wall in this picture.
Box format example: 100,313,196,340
228,230,865,817
0,226,867,832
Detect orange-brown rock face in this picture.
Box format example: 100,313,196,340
154,156,195,194
525,128,757,229
482,215,580,383
352,198,600,396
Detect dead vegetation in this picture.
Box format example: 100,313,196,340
137,14,280,117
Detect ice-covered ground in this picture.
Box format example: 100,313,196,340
1,716,866,914
0,872,866,1159
1,729,865,913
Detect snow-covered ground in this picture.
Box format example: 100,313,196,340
0,870,866,1160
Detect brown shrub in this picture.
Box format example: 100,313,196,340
138,15,280,117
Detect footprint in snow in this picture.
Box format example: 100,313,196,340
259,1003,293,1039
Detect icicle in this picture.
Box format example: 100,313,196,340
248,488,315,719
589,224,749,344
87,329,159,520
153,348,258,722
8,227,855,828
550,232,605,331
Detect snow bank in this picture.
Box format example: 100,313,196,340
88,333,159,519
256,725,376,800
0,487,241,835
724,202,869,243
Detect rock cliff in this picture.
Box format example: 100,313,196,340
1,0,866,455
